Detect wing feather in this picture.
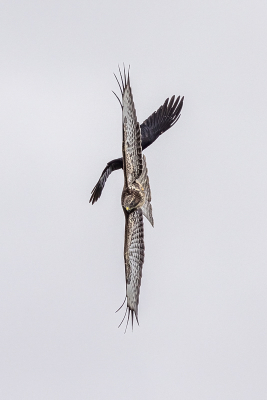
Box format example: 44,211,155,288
121,76,143,187
140,95,184,150
90,95,184,205
124,208,144,321
89,158,123,204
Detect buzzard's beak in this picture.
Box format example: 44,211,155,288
126,206,129,211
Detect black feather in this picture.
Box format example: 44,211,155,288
90,95,184,204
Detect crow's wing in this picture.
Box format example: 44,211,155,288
89,158,123,204
90,94,184,204
141,95,184,150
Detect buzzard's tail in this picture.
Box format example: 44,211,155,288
137,155,154,227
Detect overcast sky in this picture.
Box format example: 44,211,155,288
1,0,267,399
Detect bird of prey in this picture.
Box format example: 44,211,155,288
89,90,184,205
119,68,154,329
92,67,184,330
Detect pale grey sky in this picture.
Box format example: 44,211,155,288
0,0,267,399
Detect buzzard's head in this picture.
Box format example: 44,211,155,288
123,191,142,212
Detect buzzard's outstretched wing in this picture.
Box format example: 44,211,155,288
89,158,123,204
123,208,144,326
121,72,143,187
141,95,184,150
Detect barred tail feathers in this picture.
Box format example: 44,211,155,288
137,155,154,227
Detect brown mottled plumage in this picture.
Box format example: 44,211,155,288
91,68,184,330
118,67,153,330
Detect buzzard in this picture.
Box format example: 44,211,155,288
119,68,154,329
92,67,184,330
89,89,184,205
